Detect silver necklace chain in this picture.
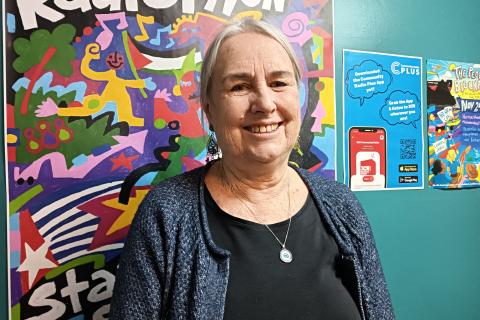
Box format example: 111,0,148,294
231,178,293,263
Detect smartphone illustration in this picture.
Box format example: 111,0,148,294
348,127,387,190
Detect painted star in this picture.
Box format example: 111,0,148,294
110,152,139,171
78,187,151,251
103,189,150,235
17,242,57,289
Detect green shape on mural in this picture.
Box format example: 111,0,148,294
311,34,325,70
13,24,76,76
58,128,71,141
62,114,121,165
13,24,77,115
88,99,100,109
9,185,44,215
122,31,147,98
154,118,167,129
172,49,197,84
153,136,206,184
14,88,121,166
29,141,40,150
11,303,20,320
45,254,106,280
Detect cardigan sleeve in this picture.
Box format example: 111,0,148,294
343,189,395,320
110,191,166,319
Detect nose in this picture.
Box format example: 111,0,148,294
250,85,276,114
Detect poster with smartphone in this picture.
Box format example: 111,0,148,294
343,50,424,190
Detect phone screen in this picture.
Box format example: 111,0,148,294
349,127,386,190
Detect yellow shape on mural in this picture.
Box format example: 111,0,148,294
104,189,150,235
7,134,18,143
134,14,155,42
57,43,147,126
319,77,335,126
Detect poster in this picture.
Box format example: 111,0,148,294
343,50,424,191
3,1,335,318
427,59,480,189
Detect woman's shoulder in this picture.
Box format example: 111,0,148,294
134,166,206,230
149,165,206,199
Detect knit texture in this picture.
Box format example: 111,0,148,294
110,165,395,319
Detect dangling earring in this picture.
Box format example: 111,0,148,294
206,125,221,162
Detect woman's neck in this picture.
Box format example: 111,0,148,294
216,158,291,201
205,158,308,224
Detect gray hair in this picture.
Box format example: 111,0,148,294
200,18,302,108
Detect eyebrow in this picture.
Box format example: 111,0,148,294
221,70,294,82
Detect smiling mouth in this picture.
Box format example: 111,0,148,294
244,123,281,133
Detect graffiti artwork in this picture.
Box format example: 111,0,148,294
4,1,335,318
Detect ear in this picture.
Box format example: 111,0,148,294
203,101,211,119
203,100,214,130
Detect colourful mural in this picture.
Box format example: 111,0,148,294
4,1,335,318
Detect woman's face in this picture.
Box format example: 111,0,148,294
205,32,300,165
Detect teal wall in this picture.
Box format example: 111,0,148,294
1,1,479,319
334,1,480,319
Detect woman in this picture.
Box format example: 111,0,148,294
111,19,394,320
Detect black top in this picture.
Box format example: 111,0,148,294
205,187,362,320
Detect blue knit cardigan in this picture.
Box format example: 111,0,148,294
110,165,395,319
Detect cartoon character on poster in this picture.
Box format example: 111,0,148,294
4,1,336,318
427,59,480,189
343,50,424,191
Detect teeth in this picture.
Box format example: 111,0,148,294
249,123,279,133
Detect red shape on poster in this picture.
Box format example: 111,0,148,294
18,210,58,292
127,35,153,70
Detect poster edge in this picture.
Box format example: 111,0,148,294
420,56,425,189
342,49,347,185
2,1,13,319
332,0,337,182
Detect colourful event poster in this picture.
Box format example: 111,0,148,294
3,1,335,319
427,59,480,189
343,50,424,191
